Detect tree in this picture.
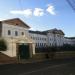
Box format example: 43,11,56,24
0,39,7,51
49,46,57,59
45,46,57,59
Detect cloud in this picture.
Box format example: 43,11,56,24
0,18,7,21
33,8,44,16
10,9,32,17
46,4,56,15
10,4,56,17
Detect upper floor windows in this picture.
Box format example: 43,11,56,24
21,32,24,35
44,38,46,41
15,31,18,36
8,30,11,35
30,36,46,41
16,23,18,25
7,30,25,36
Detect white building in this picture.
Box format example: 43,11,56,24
0,18,74,60
29,28,65,47
29,29,75,47
64,37,75,45
70,37,75,45
0,18,35,60
29,31,47,48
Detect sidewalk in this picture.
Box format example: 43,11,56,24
0,57,75,65
17,58,51,64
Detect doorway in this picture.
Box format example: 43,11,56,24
18,44,30,59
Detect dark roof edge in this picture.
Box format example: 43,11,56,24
65,37,75,39
29,30,47,35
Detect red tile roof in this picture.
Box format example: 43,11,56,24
2,18,30,28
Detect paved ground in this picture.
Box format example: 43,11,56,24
0,58,75,75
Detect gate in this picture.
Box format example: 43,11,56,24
18,44,30,59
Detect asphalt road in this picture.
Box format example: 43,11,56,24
0,58,75,75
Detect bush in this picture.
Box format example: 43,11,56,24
35,46,57,53
35,47,48,53
0,39,7,51
59,44,75,51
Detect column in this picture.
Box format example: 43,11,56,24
32,43,35,55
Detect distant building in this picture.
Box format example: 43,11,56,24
29,28,65,47
64,37,75,45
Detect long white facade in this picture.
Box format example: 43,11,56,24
29,31,47,47
64,37,75,45
29,28,65,47
29,29,75,47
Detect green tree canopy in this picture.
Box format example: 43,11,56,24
0,39,7,51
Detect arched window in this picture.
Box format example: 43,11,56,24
15,31,18,36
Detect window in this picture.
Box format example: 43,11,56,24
31,36,32,39
36,37,37,40
50,43,51,46
33,37,35,40
50,38,51,41
44,43,45,46
42,43,43,46
38,43,39,47
8,30,11,35
22,32,24,35
44,43,47,46
40,43,42,46
36,43,37,47
45,38,46,41
15,31,18,36
38,37,39,40
57,35,60,37
16,23,18,25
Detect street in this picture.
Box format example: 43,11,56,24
0,58,75,75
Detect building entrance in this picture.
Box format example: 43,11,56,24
18,44,30,59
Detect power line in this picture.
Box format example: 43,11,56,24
18,0,23,10
66,0,75,11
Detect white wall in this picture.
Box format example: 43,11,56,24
2,23,29,38
47,32,64,47
64,38,75,45
29,33,47,47
71,39,75,45
29,31,65,47
55,34,64,46
1,23,34,57
47,33,54,46
0,38,16,57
